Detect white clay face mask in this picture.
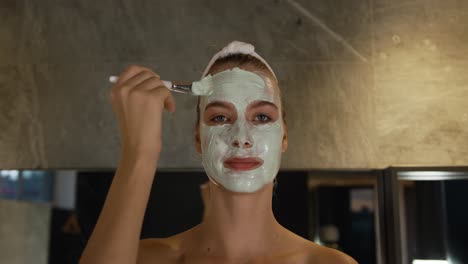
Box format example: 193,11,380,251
199,67,284,193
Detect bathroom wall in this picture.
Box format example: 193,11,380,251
0,199,51,264
1,0,467,170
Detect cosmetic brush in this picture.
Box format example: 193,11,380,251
109,75,213,96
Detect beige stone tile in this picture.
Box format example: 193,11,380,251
32,62,202,169
0,0,47,64
41,0,371,64
0,200,51,264
373,0,468,166
274,62,377,169
0,65,44,169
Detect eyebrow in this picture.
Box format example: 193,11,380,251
204,101,233,111
204,100,278,112
248,101,278,110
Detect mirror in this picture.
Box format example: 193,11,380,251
2,169,468,264
307,172,380,264
397,171,468,264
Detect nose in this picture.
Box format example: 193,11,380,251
232,139,252,148
231,122,253,149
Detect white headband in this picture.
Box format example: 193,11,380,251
201,41,277,80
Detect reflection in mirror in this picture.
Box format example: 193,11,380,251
0,170,57,264
397,171,468,264
0,170,313,263
307,172,379,264
0,170,53,201
4,169,466,264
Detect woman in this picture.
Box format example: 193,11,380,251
80,41,357,264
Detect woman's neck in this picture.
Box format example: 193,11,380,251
197,181,283,258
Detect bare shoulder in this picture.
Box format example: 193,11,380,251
137,238,176,264
277,227,357,264
137,235,185,264
306,242,358,264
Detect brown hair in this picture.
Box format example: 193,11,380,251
196,53,285,126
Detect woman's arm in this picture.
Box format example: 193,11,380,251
79,155,157,264
79,65,176,264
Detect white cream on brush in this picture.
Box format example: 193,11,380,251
108,75,214,96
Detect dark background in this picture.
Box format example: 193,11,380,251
49,171,309,264
48,171,468,264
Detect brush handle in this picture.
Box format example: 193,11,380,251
109,75,194,95
109,76,172,89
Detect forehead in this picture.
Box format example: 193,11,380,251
209,63,280,92
202,66,281,108
208,62,275,80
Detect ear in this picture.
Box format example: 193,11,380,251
281,123,288,153
195,123,202,154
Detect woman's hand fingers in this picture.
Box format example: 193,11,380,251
131,76,176,112
122,70,155,88
108,64,176,158
116,65,160,86
134,76,167,91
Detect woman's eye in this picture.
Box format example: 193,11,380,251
254,114,271,123
211,115,229,123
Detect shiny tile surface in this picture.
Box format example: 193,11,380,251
1,0,467,169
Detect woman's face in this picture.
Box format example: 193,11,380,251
195,64,287,193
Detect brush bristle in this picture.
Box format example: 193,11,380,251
192,76,214,96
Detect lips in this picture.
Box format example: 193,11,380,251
223,157,264,171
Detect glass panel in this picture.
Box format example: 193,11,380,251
0,170,54,202
19,170,54,202
308,173,379,264
397,171,468,264
0,170,20,199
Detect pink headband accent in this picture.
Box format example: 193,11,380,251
201,41,277,80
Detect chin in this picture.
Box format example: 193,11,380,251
212,173,272,193
224,181,265,193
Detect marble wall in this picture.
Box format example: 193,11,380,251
0,0,467,169
0,199,51,264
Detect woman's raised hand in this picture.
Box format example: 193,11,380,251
110,65,176,160
80,65,174,264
